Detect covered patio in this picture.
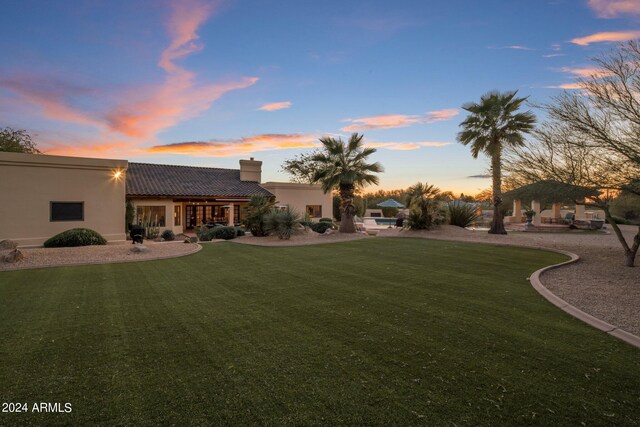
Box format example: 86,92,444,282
504,180,603,228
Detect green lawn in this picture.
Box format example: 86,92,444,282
1,238,638,426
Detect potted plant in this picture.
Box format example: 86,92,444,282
523,208,536,226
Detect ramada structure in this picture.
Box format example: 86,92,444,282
0,152,331,247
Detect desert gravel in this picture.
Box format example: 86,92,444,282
0,241,201,271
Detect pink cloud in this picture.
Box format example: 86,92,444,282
341,109,459,132
144,133,319,157
587,0,640,18
559,67,614,78
544,83,585,90
366,141,452,150
0,0,258,149
258,101,292,111
570,30,640,46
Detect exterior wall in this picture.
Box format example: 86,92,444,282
0,152,127,247
261,182,333,221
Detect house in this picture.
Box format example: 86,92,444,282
0,152,332,247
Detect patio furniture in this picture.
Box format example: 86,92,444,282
130,225,144,244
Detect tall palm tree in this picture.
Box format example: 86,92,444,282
311,133,383,233
457,91,536,234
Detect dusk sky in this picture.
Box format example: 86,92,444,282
2,0,640,194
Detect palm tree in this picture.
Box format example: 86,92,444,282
457,91,536,234
311,133,383,233
405,182,445,230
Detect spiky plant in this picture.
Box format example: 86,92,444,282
447,201,479,228
265,207,301,240
242,195,277,236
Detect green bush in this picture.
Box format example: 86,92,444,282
319,217,333,223
265,207,301,239
198,226,219,241
211,226,237,240
310,221,335,234
447,201,479,228
235,227,246,237
161,230,176,241
44,228,107,248
608,215,632,225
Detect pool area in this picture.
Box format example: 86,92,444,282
374,218,397,226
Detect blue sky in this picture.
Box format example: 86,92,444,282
1,0,639,193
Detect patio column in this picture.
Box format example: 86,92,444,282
575,201,586,220
532,200,541,226
513,199,522,223
227,205,234,226
552,202,561,220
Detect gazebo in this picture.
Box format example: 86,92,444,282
503,180,600,226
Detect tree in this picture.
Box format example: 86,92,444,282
242,195,277,237
306,133,383,233
0,127,41,153
504,41,640,267
280,151,322,184
457,91,536,234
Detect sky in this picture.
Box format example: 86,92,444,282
1,0,640,194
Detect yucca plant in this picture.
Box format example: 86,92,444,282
265,207,301,240
447,201,479,228
242,195,277,236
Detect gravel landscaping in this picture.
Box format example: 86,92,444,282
0,241,201,271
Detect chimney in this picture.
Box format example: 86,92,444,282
239,158,262,182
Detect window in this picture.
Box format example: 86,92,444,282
174,205,181,226
50,202,84,222
136,206,166,227
306,205,322,218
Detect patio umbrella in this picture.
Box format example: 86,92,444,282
376,198,405,208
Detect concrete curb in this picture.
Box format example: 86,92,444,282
0,243,202,272
529,247,640,349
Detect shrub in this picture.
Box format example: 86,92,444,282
235,227,246,237
608,215,632,225
44,228,107,248
319,217,333,223
198,226,219,242
161,230,176,241
447,201,479,228
242,195,276,236
310,221,335,234
265,207,301,239
211,226,237,240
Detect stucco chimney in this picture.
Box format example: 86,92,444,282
239,158,262,182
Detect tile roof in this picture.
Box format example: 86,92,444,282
126,162,273,198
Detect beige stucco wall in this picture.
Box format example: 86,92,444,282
0,152,127,247
261,182,333,220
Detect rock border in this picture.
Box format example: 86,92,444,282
529,247,640,349
0,243,202,272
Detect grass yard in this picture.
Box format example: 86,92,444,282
1,238,639,426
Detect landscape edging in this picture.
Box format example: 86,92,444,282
529,247,640,349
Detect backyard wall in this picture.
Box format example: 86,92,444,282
261,182,333,221
0,152,128,247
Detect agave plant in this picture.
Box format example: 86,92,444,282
447,201,479,228
265,207,301,240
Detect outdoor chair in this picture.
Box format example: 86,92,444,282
560,213,575,225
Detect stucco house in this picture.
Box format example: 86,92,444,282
0,152,332,247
